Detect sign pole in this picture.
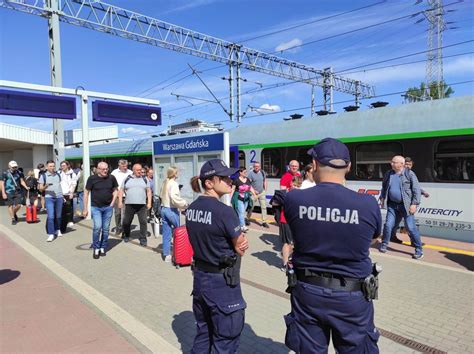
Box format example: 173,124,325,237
80,92,91,220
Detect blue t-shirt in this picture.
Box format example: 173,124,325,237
186,196,241,267
388,173,403,204
285,182,382,279
1,170,24,194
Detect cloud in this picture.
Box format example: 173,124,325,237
121,127,149,135
161,0,220,15
251,103,281,114
275,38,303,53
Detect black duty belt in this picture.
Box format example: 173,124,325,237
295,269,363,292
194,259,225,274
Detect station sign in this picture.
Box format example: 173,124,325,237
153,133,224,155
0,89,76,120
92,100,161,126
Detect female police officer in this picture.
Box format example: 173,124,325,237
186,158,249,353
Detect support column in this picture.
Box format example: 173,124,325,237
236,62,241,123
47,0,64,166
228,63,234,122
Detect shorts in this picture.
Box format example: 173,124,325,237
280,222,293,244
6,192,22,207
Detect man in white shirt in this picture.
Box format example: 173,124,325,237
111,159,132,235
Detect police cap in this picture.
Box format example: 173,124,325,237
199,159,238,179
307,137,350,169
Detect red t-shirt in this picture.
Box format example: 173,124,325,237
279,171,301,191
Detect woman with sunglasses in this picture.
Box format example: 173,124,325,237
186,159,249,353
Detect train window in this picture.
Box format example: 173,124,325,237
355,142,402,180
239,151,246,168
297,146,313,168
262,148,282,178
434,139,474,182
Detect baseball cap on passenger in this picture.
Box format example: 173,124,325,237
199,159,238,179
307,138,350,169
8,161,18,168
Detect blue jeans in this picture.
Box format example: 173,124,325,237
45,197,63,235
74,192,84,214
237,199,248,227
91,205,113,250
161,207,180,257
382,202,422,252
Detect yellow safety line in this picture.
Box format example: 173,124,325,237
402,241,474,256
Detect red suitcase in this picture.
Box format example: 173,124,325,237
172,225,193,268
26,204,37,223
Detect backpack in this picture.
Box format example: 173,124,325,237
123,175,147,188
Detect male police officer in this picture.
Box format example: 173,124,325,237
284,138,382,353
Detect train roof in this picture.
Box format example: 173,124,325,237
65,96,473,159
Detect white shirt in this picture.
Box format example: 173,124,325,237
300,180,316,190
111,168,132,190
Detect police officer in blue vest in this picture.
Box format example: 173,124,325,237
284,138,382,353
187,159,249,353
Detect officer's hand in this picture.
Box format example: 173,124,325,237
239,236,249,252
409,205,417,215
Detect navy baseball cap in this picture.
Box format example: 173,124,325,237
307,138,350,169
199,159,238,179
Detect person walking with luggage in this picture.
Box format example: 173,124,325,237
118,163,152,246
232,166,255,232
83,162,118,259
1,161,29,225
159,166,188,262
111,159,132,235
186,158,249,353
35,163,47,211
38,160,63,241
284,138,382,353
59,161,77,231
247,161,270,228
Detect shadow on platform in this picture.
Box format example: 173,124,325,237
251,250,282,269
0,269,21,285
440,251,474,271
259,233,282,252
171,310,288,353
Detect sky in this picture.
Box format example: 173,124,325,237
1,0,473,139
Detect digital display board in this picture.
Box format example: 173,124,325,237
92,100,161,126
0,89,76,120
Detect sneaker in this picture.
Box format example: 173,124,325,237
93,249,100,259
56,230,63,237
67,222,75,230
140,241,147,247
100,248,106,256
164,255,172,263
412,252,424,260
390,237,403,244
262,222,270,228
245,219,250,226
379,244,387,253
47,234,54,242
11,218,17,225
123,236,129,243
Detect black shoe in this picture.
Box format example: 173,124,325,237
100,248,106,257
245,219,250,226
115,228,122,236
93,250,100,259
11,218,17,225
390,237,403,244
140,241,147,247
14,214,18,222
123,236,129,243
262,222,270,228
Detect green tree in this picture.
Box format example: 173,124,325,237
404,81,454,102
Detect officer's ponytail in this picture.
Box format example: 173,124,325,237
190,176,202,193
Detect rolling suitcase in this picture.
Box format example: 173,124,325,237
26,204,37,223
26,192,38,223
172,225,193,268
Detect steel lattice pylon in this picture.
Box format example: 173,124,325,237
0,0,375,99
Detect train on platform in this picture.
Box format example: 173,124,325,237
66,95,474,241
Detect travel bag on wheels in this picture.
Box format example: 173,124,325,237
172,225,193,268
25,192,38,223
